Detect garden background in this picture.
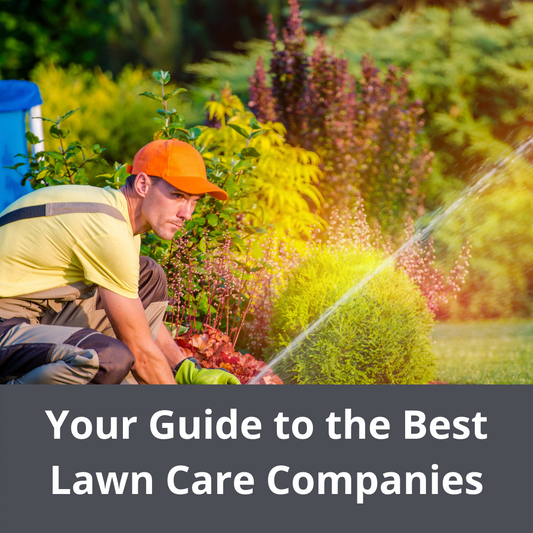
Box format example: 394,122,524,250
1,0,532,384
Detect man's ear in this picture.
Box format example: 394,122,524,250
134,172,151,197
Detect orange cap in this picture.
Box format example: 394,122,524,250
126,139,228,201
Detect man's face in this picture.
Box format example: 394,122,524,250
142,177,203,240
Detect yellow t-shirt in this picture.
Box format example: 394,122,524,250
0,185,141,299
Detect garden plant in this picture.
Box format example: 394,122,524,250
267,247,436,384
248,0,433,233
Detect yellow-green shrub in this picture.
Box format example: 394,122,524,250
30,63,199,172
267,248,436,384
198,89,325,240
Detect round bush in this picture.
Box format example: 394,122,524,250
267,248,436,384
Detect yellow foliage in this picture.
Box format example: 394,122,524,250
205,83,246,125
198,102,324,241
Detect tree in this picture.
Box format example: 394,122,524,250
0,0,112,79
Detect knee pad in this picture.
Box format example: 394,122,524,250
65,329,135,384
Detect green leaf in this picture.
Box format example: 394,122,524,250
34,116,56,124
169,125,188,132
189,127,202,140
66,147,81,159
241,147,261,159
197,293,209,313
232,235,245,248
233,160,252,171
169,115,185,125
163,87,187,100
5,162,26,171
153,70,170,85
250,129,267,138
139,91,164,102
249,116,260,130
106,165,128,185
84,158,108,166
108,164,128,183
198,238,207,253
178,325,189,336
59,108,80,122
49,125,67,139
228,124,249,138
171,130,190,141
194,216,206,225
92,144,102,154
25,131,41,145
153,118,166,125
207,214,219,226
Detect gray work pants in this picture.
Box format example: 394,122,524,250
0,256,168,384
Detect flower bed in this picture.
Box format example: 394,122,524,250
175,325,283,385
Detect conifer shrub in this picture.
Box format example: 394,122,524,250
267,248,436,384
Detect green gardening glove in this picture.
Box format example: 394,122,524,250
174,358,240,385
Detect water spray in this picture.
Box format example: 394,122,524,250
248,137,533,385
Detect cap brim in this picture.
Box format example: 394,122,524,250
163,176,228,201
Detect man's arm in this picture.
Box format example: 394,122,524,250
99,287,176,384
155,321,188,368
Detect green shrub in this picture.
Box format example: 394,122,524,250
267,248,436,384
435,158,533,320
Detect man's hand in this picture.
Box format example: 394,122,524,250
175,358,240,385
99,288,176,384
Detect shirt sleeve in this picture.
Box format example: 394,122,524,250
72,234,140,299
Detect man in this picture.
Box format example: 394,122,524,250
0,139,240,385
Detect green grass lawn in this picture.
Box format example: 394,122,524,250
432,320,533,384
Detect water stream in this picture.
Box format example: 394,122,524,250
248,137,533,385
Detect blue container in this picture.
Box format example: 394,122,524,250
0,80,43,212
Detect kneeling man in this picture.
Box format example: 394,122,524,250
0,139,239,385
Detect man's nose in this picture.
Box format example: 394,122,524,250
177,200,195,220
